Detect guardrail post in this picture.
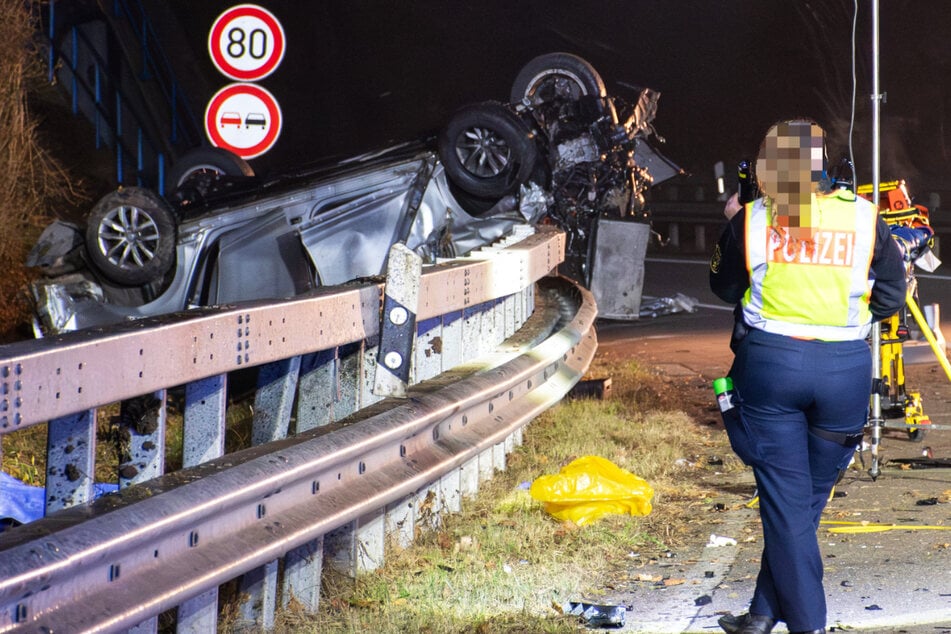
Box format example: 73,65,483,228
356,509,385,572
118,390,166,487
385,494,417,550
694,224,707,252
325,508,386,576
117,390,166,634
478,447,496,484
415,317,442,383
44,409,97,512
503,294,517,339
441,310,463,371
463,304,484,358
240,357,303,625
181,374,227,466
524,285,535,321
282,537,323,612
416,485,442,530
374,243,421,397
439,467,462,514
668,222,680,248
492,440,507,473
251,357,302,445
177,374,227,633
460,456,480,498
333,343,363,420
238,560,278,629
361,344,382,408
325,522,357,576
281,352,331,614
296,350,335,431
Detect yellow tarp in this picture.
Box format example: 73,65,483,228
529,455,654,526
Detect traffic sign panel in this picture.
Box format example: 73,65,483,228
205,83,282,159
208,4,285,81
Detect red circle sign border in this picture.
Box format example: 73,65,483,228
204,83,283,159
208,4,285,82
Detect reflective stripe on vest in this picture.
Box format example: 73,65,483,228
741,191,877,341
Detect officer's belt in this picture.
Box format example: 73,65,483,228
809,427,864,448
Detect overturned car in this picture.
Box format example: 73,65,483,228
28,53,679,336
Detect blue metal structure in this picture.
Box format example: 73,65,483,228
44,0,202,193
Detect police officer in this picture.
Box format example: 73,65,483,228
709,119,906,634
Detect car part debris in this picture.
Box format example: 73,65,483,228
564,601,625,628
639,293,699,318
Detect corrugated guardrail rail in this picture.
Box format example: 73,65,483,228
0,225,599,633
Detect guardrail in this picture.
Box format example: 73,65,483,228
0,226,599,632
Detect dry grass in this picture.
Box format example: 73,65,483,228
0,0,86,343
275,359,736,633
0,0,109,477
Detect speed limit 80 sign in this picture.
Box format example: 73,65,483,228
208,4,285,81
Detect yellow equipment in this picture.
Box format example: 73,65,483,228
877,293,934,442
860,180,945,478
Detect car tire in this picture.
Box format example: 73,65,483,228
168,146,254,205
85,186,177,286
510,52,606,106
438,101,538,200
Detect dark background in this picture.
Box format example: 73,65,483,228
144,1,951,203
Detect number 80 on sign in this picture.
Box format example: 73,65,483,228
208,4,286,81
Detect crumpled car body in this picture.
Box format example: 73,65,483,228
28,53,679,336
29,149,533,334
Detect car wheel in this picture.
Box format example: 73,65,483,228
85,186,177,286
168,146,254,206
438,101,538,200
510,52,606,106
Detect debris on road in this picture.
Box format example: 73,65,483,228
563,601,625,628
639,293,698,318
706,534,738,547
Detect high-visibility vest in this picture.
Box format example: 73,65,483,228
741,190,878,341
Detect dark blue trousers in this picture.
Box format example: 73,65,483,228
727,327,870,632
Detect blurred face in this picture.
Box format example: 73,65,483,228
755,120,825,239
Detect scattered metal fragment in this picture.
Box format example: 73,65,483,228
887,457,951,469
639,293,698,318
564,601,625,628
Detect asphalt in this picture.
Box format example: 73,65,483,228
591,297,951,633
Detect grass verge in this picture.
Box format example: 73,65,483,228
272,358,736,633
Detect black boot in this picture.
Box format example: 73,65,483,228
717,612,776,634
791,630,826,634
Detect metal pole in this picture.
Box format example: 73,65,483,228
869,0,884,480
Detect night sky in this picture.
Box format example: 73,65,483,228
148,1,951,201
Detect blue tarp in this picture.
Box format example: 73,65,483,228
0,472,118,530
